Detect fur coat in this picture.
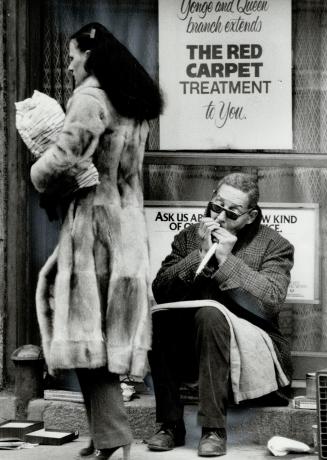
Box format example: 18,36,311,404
30,76,151,378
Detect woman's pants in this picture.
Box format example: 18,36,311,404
148,306,231,429
76,367,133,449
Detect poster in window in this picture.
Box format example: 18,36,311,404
159,0,292,150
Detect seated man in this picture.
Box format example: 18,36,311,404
147,172,294,457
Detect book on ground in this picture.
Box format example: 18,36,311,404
0,421,44,440
25,429,79,445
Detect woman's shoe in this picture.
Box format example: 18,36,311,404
79,439,94,456
94,443,131,460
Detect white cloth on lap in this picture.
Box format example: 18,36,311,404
152,299,289,404
15,90,99,192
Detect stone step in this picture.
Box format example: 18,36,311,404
0,390,316,446
25,394,317,446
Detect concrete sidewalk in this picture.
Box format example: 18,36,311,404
0,438,319,460
0,404,318,460
25,394,317,446
0,393,318,460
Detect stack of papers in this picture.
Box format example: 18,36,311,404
292,396,317,410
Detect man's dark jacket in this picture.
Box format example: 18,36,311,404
152,211,294,383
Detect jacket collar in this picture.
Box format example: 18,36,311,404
73,75,101,95
233,206,263,250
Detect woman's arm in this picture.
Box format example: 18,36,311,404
30,91,108,194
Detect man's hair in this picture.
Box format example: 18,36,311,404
213,173,259,209
70,22,163,121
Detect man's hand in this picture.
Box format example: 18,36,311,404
198,217,220,256
213,226,237,265
198,218,237,265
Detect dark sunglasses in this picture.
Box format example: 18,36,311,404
209,202,253,221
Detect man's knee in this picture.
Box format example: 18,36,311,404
152,310,170,332
194,306,229,334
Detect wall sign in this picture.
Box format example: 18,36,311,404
145,202,319,304
159,0,292,150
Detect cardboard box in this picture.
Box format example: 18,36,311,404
25,428,79,445
0,421,44,440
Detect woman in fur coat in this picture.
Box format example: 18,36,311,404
30,22,163,460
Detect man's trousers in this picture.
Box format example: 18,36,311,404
148,306,231,429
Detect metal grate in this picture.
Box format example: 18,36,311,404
317,370,327,459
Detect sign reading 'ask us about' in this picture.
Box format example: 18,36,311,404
159,0,292,150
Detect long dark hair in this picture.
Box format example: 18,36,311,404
70,22,163,121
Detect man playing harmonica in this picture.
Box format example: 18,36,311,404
147,172,294,457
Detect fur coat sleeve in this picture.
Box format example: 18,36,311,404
30,89,109,194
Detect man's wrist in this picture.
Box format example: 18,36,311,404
217,254,227,266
